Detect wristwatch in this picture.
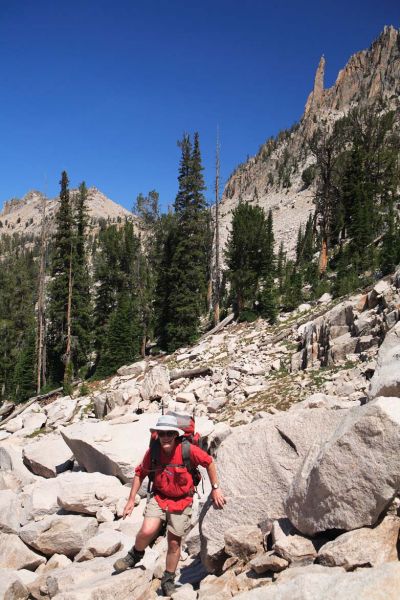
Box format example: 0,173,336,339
212,483,219,490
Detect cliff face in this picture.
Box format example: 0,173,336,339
324,25,399,111
218,26,400,258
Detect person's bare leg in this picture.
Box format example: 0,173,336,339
134,517,163,551
165,530,182,573
114,517,162,572
161,530,182,594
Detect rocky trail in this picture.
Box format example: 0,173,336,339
1,270,400,598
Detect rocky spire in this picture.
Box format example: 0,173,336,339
304,55,325,117
314,55,325,100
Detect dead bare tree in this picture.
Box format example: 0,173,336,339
213,128,221,326
36,194,48,392
64,244,73,388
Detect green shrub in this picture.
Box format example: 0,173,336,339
301,164,316,188
238,309,258,323
79,383,90,397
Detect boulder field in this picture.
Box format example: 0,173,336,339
0,271,400,598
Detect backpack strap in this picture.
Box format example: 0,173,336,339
181,437,203,492
147,437,161,495
181,437,192,472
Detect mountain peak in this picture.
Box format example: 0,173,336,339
0,187,134,236
218,26,400,258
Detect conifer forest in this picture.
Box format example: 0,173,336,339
1,103,400,406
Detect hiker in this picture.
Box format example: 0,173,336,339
113,414,225,596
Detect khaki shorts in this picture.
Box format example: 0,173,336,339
144,496,192,538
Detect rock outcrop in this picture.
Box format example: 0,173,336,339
19,514,98,558
368,321,400,399
234,562,400,599
200,407,345,571
285,397,400,534
317,515,400,570
22,435,73,478
218,27,400,258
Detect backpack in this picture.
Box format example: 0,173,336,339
147,411,204,495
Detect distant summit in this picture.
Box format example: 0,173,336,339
304,25,399,118
0,187,134,237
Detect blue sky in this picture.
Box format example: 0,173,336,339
0,1,398,212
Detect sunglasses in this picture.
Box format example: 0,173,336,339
158,431,176,438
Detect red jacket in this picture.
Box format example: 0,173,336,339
135,441,212,512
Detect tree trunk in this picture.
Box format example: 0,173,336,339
141,332,147,358
36,196,47,392
213,129,221,326
170,366,213,381
200,312,234,339
64,247,73,385
207,278,212,313
319,238,328,274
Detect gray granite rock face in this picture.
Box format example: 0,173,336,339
234,562,400,599
0,490,22,534
317,515,400,570
19,514,98,558
56,471,129,515
140,365,170,402
0,569,29,600
368,321,400,399
272,519,317,566
285,397,400,535
0,532,46,570
224,525,263,562
22,435,73,478
199,408,345,572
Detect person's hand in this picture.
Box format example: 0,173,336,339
211,488,226,509
122,499,135,519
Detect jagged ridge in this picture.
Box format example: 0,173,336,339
219,26,400,257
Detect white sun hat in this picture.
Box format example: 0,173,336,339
150,414,185,435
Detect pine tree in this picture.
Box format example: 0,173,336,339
133,190,159,225
332,107,400,274
47,171,74,384
310,123,344,268
36,194,48,393
264,209,275,275
132,189,160,354
13,326,37,403
93,225,124,365
381,198,397,275
154,213,178,350
0,246,38,401
282,262,303,310
333,247,359,297
93,221,144,375
71,182,92,375
225,203,270,316
122,220,149,357
96,291,141,378
276,242,286,294
302,215,315,264
296,226,304,264
163,133,209,351
258,275,278,323
258,209,277,322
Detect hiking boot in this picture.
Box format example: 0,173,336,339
113,547,144,573
161,571,176,596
